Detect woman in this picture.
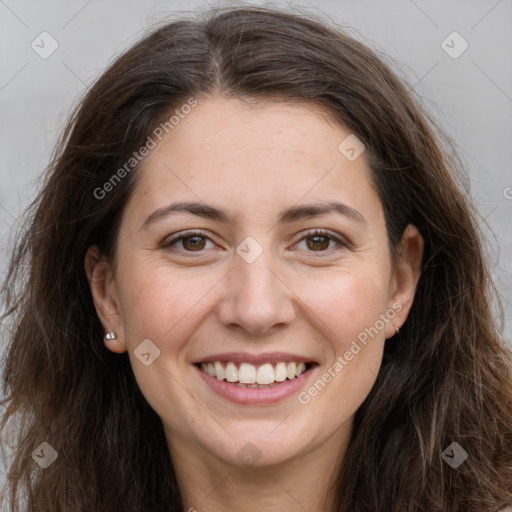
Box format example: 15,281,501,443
1,5,511,511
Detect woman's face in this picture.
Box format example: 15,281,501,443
87,96,422,470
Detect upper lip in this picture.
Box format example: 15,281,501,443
193,352,317,366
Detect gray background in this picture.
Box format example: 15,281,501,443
0,0,511,491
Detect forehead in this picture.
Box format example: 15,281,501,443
126,96,382,227
151,97,350,168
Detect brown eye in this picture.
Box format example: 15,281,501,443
306,235,331,251
181,236,207,251
294,229,347,254
163,231,214,254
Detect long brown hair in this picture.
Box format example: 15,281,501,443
2,5,511,511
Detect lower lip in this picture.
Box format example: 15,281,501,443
194,364,316,405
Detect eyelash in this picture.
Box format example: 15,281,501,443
162,229,348,256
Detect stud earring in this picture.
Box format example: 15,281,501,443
104,331,117,341
395,326,400,335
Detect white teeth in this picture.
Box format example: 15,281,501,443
214,361,225,380
225,362,238,383
199,360,309,384
295,362,306,377
256,363,275,385
275,362,287,382
286,362,296,380
239,363,256,384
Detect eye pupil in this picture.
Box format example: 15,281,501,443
307,235,329,251
183,236,206,251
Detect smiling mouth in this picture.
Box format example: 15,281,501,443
195,361,316,388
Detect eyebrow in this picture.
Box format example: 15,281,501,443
140,199,366,231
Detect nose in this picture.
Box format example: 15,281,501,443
214,245,297,336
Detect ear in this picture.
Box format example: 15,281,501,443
384,224,424,339
84,245,127,353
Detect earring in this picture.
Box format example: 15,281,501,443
104,331,117,341
395,326,400,335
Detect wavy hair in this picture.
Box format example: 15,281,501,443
1,5,512,511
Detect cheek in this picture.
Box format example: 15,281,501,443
114,262,213,425
116,259,220,347
296,274,388,421
303,267,391,344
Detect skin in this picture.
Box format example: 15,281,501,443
86,96,423,512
